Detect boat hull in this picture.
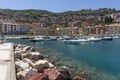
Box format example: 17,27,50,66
29,39,44,42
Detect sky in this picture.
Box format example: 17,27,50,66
0,0,120,12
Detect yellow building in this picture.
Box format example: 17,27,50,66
34,28,54,36
55,27,71,36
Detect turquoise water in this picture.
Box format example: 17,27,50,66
8,39,120,80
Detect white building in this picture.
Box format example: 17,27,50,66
1,23,31,35
116,17,120,23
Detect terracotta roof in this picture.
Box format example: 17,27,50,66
105,24,120,27
19,24,33,27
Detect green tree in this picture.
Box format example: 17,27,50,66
105,16,113,23
27,32,34,36
0,28,2,34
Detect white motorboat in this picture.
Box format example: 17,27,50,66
111,35,119,39
88,36,102,42
77,38,89,42
29,36,44,42
57,37,64,41
49,36,57,41
63,39,79,44
102,36,113,40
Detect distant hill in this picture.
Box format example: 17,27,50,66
0,8,119,18
0,8,120,26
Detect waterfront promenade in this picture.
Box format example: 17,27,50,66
0,42,16,80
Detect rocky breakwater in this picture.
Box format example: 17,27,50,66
14,44,72,80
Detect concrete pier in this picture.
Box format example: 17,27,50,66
0,43,16,80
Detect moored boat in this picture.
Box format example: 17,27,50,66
102,36,113,40
77,37,89,42
63,39,79,44
29,36,44,42
111,35,119,39
88,36,102,42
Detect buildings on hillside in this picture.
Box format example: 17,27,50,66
0,20,120,37
31,23,120,36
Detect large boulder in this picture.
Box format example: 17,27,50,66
15,60,31,72
26,69,38,80
15,51,22,59
33,60,50,72
30,52,44,61
29,47,36,52
15,44,23,51
17,69,38,80
58,66,72,80
21,53,32,60
28,73,49,80
23,58,34,67
22,46,31,52
14,44,18,49
44,68,65,80
48,62,54,68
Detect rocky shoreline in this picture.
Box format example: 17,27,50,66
14,44,91,80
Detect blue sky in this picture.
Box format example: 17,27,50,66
0,0,119,12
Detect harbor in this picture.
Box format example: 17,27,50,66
6,38,120,80
0,0,120,79
0,34,120,80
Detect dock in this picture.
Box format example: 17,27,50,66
0,43,16,80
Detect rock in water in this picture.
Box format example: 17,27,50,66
33,60,50,72
22,46,31,52
59,66,72,80
29,47,36,52
28,73,49,80
73,71,92,80
48,62,54,68
44,68,65,80
30,52,44,61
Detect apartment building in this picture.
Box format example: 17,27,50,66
82,25,106,36
1,22,31,35
105,24,120,34
34,28,54,36
55,27,72,36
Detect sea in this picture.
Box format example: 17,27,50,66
7,39,120,80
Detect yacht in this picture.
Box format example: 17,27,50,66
63,39,79,44
102,36,113,40
77,37,89,42
29,36,44,42
48,36,57,41
111,35,119,39
57,35,71,41
88,36,102,42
